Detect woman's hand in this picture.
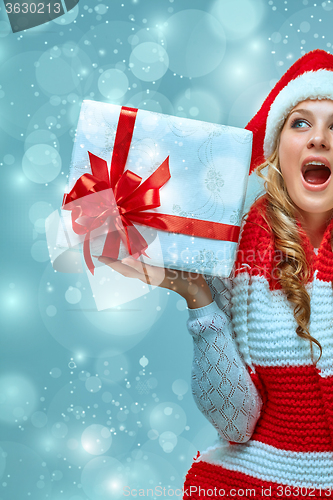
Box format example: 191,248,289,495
96,256,213,309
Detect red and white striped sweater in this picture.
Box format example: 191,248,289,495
184,196,333,499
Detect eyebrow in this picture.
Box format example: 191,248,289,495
289,109,309,116
289,108,333,120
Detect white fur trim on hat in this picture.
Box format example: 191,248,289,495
264,69,333,158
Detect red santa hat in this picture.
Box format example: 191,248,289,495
245,49,333,174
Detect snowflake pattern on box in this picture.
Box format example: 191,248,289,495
230,209,241,226
193,249,220,272
205,168,224,193
172,204,188,217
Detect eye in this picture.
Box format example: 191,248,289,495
290,118,309,129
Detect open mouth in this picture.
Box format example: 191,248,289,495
301,162,331,185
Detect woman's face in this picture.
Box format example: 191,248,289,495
278,99,333,219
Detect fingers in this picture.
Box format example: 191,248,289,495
94,255,165,286
116,257,162,285
141,262,151,285
95,256,144,280
95,255,158,284
121,256,149,272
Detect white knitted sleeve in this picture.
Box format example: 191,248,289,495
187,277,262,443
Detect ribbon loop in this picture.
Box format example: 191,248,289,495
114,169,142,205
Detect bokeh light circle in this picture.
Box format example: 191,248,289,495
22,145,61,184
269,9,329,77
172,379,189,397
95,4,108,15
98,69,129,100
228,81,272,128
128,27,167,48
159,431,178,453
126,90,174,114
149,402,186,435
62,40,79,58
101,391,112,403
36,51,80,95
148,429,159,440
4,154,14,164
129,42,169,82
52,5,79,25
139,355,148,368
300,21,310,32
65,287,82,304
0,442,51,499
81,424,112,455
271,32,282,43
46,377,137,465
50,368,62,378
39,266,169,356
34,219,46,234
31,241,49,262
0,51,44,139
174,88,222,123
29,201,54,224
0,21,11,37
51,422,68,439
211,0,265,40
176,299,187,311
0,375,37,424
322,1,333,10
46,305,57,317
31,411,48,428
165,10,226,77
85,376,102,393
67,438,79,450
123,449,182,490
50,95,62,106
52,470,63,481
96,351,129,384
81,456,127,500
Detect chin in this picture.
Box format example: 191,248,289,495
297,204,333,217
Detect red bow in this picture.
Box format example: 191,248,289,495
63,106,240,275
63,107,171,274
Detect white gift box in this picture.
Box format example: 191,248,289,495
47,100,252,284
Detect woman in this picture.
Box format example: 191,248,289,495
99,50,333,498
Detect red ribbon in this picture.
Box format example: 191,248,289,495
63,106,240,274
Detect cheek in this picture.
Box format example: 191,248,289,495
279,135,295,161
279,131,304,159
279,149,298,196
280,168,294,194
278,135,301,182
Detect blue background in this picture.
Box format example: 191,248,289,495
1,0,332,498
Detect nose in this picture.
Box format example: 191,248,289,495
307,127,330,150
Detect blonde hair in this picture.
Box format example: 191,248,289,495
255,145,323,364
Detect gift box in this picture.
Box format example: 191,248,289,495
47,100,252,284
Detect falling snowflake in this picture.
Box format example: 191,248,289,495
135,380,150,395
139,355,149,367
